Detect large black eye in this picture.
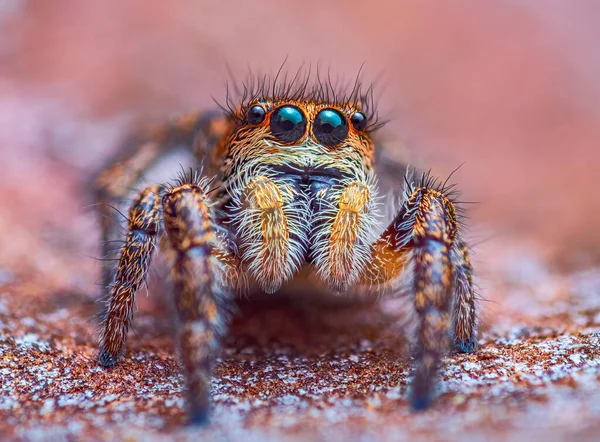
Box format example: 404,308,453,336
350,112,367,131
270,105,306,143
314,109,349,147
247,105,266,124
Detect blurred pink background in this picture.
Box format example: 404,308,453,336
1,0,599,276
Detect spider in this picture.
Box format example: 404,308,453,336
92,70,478,425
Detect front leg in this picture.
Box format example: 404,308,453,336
163,180,232,424
99,185,163,366
360,173,478,409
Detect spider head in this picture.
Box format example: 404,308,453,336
218,96,378,183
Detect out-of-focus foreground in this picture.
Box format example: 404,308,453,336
0,1,599,441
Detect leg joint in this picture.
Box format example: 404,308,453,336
163,184,213,253
127,185,164,233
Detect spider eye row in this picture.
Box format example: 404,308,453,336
247,104,367,146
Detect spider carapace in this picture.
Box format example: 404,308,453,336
92,74,478,425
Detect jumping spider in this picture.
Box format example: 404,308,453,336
92,71,478,425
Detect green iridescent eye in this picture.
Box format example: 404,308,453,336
314,109,349,147
270,106,306,143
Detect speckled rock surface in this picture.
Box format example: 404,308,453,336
1,237,600,441
2,2,600,441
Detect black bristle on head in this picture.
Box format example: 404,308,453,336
214,61,385,133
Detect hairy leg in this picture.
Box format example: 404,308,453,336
451,239,478,353
98,185,163,366
409,186,455,410
359,174,476,409
92,111,227,290
163,181,231,425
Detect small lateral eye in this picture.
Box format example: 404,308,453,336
350,112,367,131
314,109,349,147
270,105,306,143
247,105,266,124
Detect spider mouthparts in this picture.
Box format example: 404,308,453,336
271,164,347,181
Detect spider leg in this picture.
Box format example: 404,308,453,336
98,185,163,366
358,175,477,410
163,181,232,425
91,111,227,290
451,239,478,353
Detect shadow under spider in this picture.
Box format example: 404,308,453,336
127,278,411,360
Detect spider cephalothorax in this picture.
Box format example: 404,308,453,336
92,71,478,424
212,92,382,294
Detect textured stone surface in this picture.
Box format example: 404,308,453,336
1,240,600,441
